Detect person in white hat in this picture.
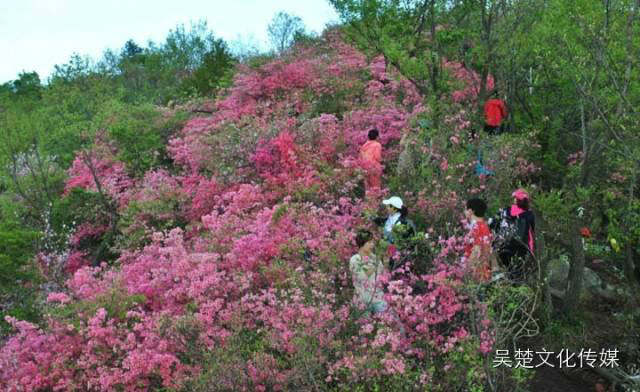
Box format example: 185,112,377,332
374,196,416,270
381,196,404,243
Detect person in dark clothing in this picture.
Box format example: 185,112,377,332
489,189,535,282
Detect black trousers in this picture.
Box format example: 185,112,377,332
484,123,504,135
498,247,529,282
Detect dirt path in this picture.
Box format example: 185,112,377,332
528,366,609,392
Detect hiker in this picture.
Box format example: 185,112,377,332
359,129,382,195
464,198,494,283
349,230,387,315
374,197,415,244
373,196,416,269
483,90,507,135
489,189,536,282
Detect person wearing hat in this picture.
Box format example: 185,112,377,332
510,189,535,254
489,188,536,281
373,196,416,269
379,196,407,242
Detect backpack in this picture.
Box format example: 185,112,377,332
490,208,537,282
490,208,520,253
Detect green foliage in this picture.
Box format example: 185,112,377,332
8,71,43,99
436,339,487,392
330,0,443,97
183,328,268,391
102,20,236,104
0,21,232,297
0,199,41,336
49,286,146,327
96,101,187,177
268,11,306,54
198,122,262,183
116,197,188,251
306,70,368,119
50,188,103,241
181,39,235,97
45,58,120,165
542,317,587,352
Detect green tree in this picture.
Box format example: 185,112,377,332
96,100,187,176
103,21,235,103
329,0,446,96
267,11,306,54
181,39,235,97
11,71,43,99
0,198,41,336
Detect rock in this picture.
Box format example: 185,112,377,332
548,257,618,300
583,267,602,291
548,256,570,291
596,283,618,301
549,287,565,299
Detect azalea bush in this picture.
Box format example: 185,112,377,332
0,31,539,391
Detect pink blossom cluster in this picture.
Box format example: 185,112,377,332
444,60,495,103
64,135,133,206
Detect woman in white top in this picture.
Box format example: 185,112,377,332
373,196,417,270
349,230,387,314
375,196,415,244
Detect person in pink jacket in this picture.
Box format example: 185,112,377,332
359,129,382,194
489,188,536,282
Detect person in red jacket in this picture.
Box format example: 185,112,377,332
483,90,507,135
359,129,382,195
464,198,494,283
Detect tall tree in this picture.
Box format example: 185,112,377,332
267,11,305,54
330,0,443,96
11,72,42,99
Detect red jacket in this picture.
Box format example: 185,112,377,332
484,99,507,127
464,220,493,282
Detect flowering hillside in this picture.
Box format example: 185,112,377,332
1,31,541,391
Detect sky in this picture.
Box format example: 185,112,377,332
0,0,340,84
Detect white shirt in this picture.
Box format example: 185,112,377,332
349,253,386,306
383,212,401,242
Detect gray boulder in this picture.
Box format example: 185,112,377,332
548,256,570,291
547,256,617,300
583,266,602,292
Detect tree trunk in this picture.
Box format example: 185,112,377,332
623,242,640,307
561,98,590,315
562,220,585,315
534,210,553,321
477,0,496,127
622,163,640,307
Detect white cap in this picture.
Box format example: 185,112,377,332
382,196,403,209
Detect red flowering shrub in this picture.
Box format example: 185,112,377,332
1,31,536,391
64,135,134,207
